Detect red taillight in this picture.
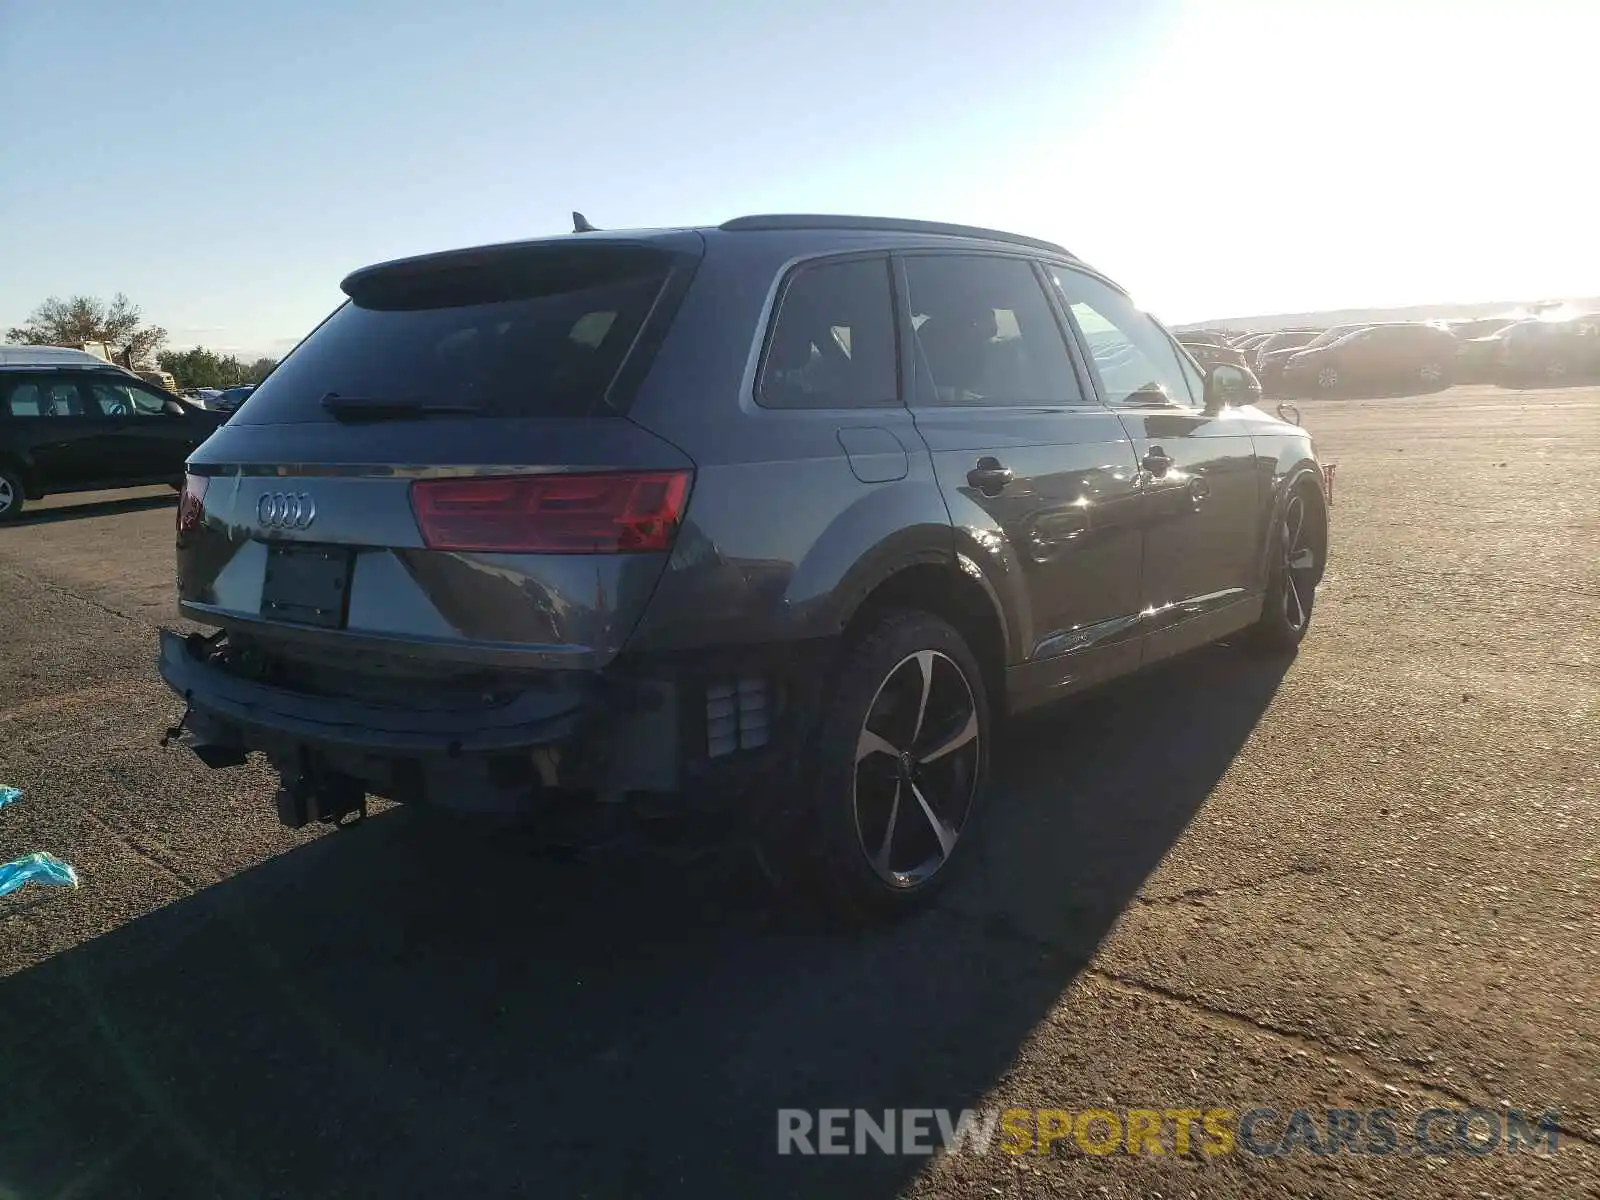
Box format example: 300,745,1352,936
177,473,208,533
410,470,691,554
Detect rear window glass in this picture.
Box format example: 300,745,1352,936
232,246,676,423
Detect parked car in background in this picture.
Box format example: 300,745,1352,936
1493,316,1600,385
1454,321,1528,383
1442,317,1518,342
1257,324,1370,395
0,346,225,520
1281,322,1458,396
1178,340,1263,399
1252,329,1322,371
156,213,1327,919
1179,338,1250,369
211,385,255,414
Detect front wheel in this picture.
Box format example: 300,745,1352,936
774,611,992,921
1245,484,1324,655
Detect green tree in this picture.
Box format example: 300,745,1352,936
246,357,278,385
157,346,251,390
6,293,167,366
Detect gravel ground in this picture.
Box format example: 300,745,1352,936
0,385,1596,1199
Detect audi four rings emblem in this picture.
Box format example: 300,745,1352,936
257,491,317,530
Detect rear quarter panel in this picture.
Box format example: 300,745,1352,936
624,234,967,655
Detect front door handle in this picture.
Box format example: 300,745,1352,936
967,456,1013,495
1141,447,1173,478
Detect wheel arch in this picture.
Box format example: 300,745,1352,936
840,559,1010,714
1257,461,1328,590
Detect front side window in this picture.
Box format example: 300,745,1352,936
758,257,897,409
1048,267,1197,408
1175,343,1206,403
90,380,171,416
903,255,1084,408
88,379,172,415
89,381,132,415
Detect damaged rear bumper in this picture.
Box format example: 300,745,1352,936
156,628,819,824
157,628,621,815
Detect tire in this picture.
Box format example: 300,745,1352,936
771,611,992,922
0,467,24,522
1245,483,1323,655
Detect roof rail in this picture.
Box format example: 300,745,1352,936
718,214,1071,256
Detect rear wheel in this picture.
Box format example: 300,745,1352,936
0,468,24,522
1245,483,1323,654
1419,360,1447,388
1316,366,1340,392
772,611,991,921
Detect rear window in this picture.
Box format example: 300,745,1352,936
233,245,678,423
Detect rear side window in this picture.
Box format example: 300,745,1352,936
904,255,1085,408
233,245,679,424
4,381,44,416
758,257,897,409
42,381,88,416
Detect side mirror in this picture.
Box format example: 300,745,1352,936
1203,363,1261,413
165,399,188,417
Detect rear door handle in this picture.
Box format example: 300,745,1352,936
967,457,1013,495
1141,448,1172,478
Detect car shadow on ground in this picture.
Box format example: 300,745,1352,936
0,643,1289,1200
4,492,175,527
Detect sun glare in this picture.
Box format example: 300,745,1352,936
1040,1,1600,321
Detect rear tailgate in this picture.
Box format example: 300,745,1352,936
177,236,702,673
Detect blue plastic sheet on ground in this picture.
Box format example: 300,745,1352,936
1,786,83,898
0,852,80,898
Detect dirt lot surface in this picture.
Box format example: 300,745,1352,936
1,386,1596,1199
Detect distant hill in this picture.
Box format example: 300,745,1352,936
1173,296,1600,334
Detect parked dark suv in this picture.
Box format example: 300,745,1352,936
159,215,1328,917
1280,322,1457,397
0,347,225,520
1493,316,1600,385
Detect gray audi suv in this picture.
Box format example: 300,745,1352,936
160,214,1328,918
